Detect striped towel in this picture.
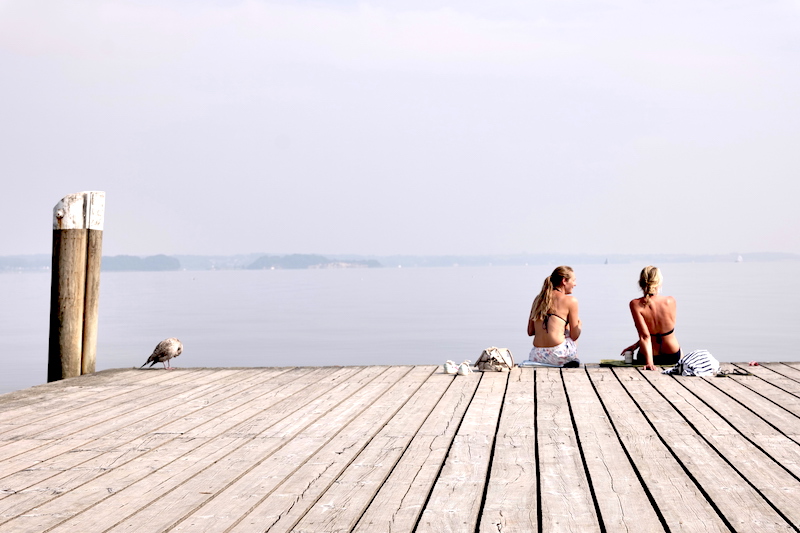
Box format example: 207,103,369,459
661,349,719,376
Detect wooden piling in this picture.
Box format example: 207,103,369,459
82,202,104,375
47,191,105,382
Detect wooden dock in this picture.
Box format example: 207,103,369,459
0,363,799,532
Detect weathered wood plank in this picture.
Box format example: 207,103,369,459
231,366,437,533
755,364,800,391
415,371,507,533
732,363,800,396
699,377,800,439
0,369,206,438
352,370,478,533
0,367,365,531
641,370,800,527
665,374,800,481
0,369,220,444
479,367,537,532
42,367,372,533
0,371,238,482
563,368,665,532
0,369,289,484
290,370,454,533
536,367,601,533
99,366,405,533
775,363,800,378
724,373,800,417
0,369,155,418
588,367,730,532
623,370,793,532
0,364,798,533
0,369,276,522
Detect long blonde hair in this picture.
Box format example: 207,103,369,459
530,266,574,323
638,265,662,305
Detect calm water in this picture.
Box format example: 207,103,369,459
1,262,797,394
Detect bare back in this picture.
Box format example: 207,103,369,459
630,295,679,355
530,291,581,347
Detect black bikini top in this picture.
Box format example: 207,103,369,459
652,328,675,343
543,312,567,332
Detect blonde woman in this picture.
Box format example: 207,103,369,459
526,266,582,367
621,266,681,371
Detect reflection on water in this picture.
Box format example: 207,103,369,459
1,262,796,394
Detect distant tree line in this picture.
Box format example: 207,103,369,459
0,255,50,271
247,254,382,270
102,255,181,272
2,252,799,273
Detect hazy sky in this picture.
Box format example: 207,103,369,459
1,0,798,257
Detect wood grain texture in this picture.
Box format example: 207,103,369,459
665,373,800,482
563,368,664,532
353,369,478,533
291,371,453,533
416,371,506,533
48,228,87,382
641,370,800,528
479,367,537,532
536,368,601,533
588,367,731,532
0,365,798,533
623,370,792,532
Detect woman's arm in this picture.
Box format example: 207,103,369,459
621,341,640,354
527,301,535,337
567,297,581,341
629,300,656,370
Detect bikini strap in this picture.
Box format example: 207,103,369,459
652,328,675,343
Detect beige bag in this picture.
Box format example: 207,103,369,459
476,347,514,372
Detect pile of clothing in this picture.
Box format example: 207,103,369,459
661,349,720,376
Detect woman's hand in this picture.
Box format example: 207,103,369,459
642,361,658,371
620,342,639,355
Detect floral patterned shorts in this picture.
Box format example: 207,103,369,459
528,338,579,367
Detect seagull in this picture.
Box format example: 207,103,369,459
140,338,183,370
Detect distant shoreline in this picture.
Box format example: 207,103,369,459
1,252,797,272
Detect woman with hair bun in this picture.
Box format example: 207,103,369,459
621,266,681,371
526,266,582,367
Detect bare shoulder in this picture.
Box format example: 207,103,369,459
656,294,676,306
564,294,579,309
553,292,578,304
564,296,579,320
